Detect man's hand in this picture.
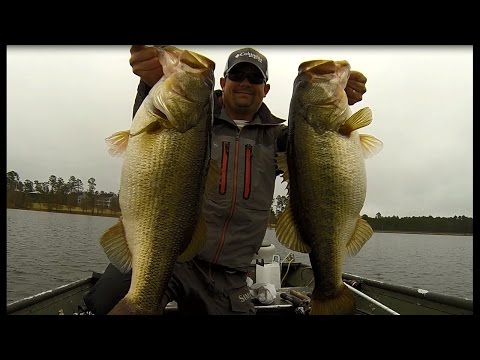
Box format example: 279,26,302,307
345,70,367,105
129,45,164,87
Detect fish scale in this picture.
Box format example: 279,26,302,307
100,46,215,315
276,59,383,315
123,129,205,312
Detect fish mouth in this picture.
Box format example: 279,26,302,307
298,60,350,77
159,45,216,72
180,49,216,71
299,60,336,75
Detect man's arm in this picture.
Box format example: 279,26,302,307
133,81,152,118
129,45,164,118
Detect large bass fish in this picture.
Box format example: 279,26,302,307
276,60,383,315
100,46,215,315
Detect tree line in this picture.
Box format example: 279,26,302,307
6,170,120,215
7,171,473,234
270,195,473,235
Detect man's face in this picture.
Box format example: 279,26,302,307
220,63,270,117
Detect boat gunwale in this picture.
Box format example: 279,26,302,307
342,272,473,311
6,268,473,315
7,276,93,314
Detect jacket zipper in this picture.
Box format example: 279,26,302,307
219,141,230,195
243,144,252,199
210,130,241,278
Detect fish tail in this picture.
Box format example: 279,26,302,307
108,297,164,316
309,284,356,315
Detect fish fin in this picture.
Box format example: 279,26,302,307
309,284,356,315
359,134,383,159
276,152,290,193
130,110,165,137
99,217,132,273
105,130,130,157
177,212,207,262
345,217,374,257
276,204,311,253
339,107,373,135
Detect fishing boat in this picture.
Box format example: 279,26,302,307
6,244,473,315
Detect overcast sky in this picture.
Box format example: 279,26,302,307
6,45,473,218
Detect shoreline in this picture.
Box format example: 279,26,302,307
266,226,472,236
7,208,472,236
371,230,472,236
7,206,120,218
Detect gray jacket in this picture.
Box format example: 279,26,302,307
134,82,288,272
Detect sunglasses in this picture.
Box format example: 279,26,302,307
227,71,265,85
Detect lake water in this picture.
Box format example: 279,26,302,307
264,228,473,300
6,209,473,304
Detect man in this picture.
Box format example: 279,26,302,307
84,46,367,315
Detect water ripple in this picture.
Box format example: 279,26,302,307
7,209,114,304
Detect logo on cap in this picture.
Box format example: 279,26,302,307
224,47,268,80
234,51,263,64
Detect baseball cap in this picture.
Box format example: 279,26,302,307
223,47,268,81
